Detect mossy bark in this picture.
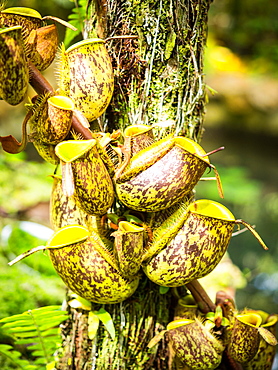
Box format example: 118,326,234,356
56,0,212,369
103,0,210,141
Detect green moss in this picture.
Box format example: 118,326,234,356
107,0,209,141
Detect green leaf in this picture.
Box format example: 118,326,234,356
31,305,64,313
11,330,39,338
221,317,230,327
64,19,80,47
88,311,100,340
206,312,215,320
32,349,46,357
33,311,68,321
27,337,59,347
41,328,60,337
64,0,88,47
68,295,92,310
1,319,34,327
31,311,68,320
34,357,48,364
159,286,169,294
26,343,49,351
41,321,68,331
3,325,37,332
0,305,68,366
13,338,39,345
94,308,115,340
0,344,37,369
0,313,30,323
0,344,14,351
123,212,144,224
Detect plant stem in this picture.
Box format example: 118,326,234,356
29,61,54,95
28,62,94,140
186,279,216,313
29,310,51,364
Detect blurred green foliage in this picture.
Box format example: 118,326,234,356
0,152,64,325
0,219,65,369
0,224,64,320
63,0,88,47
209,0,278,75
0,152,53,215
196,165,278,314
196,165,262,218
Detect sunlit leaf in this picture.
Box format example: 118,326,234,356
63,0,88,48
159,286,169,294
94,308,115,340
0,306,68,366
88,311,100,340
68,295,91,310
0,344,37,369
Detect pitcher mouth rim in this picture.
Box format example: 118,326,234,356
1,7,42,19
66,38,105,54
189,199,236,221
174,137,210,164
55,139,96,162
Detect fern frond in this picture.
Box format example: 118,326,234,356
0,344,37,370
64,0,89,47
0,306,68,367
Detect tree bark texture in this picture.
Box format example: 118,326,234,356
57,0,212,369
100,0,210,140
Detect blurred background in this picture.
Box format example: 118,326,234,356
198,0,278,316
0,0,277,338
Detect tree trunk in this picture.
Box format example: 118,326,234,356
103,0,209,139
57,0,212,369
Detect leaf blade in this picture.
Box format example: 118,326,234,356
94,308,115,340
